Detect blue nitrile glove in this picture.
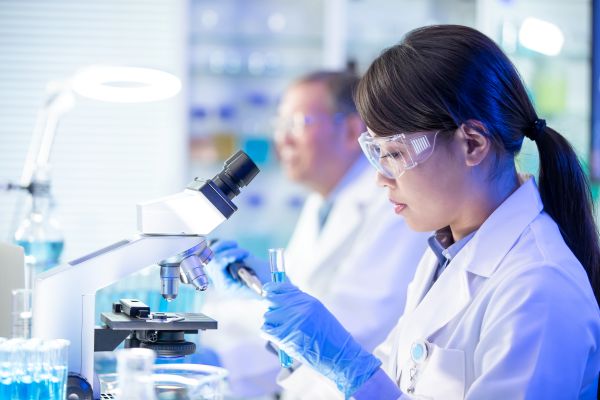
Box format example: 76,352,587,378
205,240,270,295
261,282,381,398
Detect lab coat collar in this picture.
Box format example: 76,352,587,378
409,177,543,305
427,227,477,270
315,155,376,237
309,157,378,274
392,178,544,380
459,177,543,278
319,155,373,206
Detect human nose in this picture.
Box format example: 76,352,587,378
274,127,295,146
273,118,292,141
376,171,396,189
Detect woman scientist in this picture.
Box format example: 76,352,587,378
256,25,600,399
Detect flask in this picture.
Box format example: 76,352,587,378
14,170,64,290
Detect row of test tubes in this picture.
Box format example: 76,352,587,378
0,337,70,400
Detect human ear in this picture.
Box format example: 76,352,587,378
457,120,492,167
344,113,366,147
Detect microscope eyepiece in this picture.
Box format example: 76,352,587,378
212,150,259,200
184,150,259,222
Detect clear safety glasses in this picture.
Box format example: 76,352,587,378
272,112,346,140
358,130,440,178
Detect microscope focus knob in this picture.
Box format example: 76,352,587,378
140,340,196,358
66,373,93,400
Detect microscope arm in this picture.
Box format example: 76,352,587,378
32,234,204,392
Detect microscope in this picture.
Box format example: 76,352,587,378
31,150,259,399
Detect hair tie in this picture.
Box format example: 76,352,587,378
525,118,546,141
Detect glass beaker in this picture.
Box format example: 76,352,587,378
153,363,228,400
99,363,229,400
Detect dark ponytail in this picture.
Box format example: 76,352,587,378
535,126,600,304
355,25,600,305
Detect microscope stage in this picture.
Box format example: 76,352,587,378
100,312,217,331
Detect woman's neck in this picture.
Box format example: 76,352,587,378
450,167,520,241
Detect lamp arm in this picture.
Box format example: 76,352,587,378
20,83,75,188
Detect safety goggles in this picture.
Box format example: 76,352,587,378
272,112,346,140
358,130,440,178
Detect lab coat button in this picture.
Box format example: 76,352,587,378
410,340,429,364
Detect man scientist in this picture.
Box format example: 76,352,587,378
201,70,430,399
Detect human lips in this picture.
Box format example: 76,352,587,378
389,198,407,214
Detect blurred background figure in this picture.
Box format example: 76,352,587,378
199,70,430,398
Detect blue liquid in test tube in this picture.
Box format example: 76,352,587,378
269,248,294,369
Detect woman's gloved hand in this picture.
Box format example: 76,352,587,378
205,240,270,295
261,282,381,398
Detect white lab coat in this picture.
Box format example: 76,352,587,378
281,178,600,399
201,158,430,398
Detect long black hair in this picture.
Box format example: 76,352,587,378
355,24,600,305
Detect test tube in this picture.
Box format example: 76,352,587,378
46,339,69,400
11,289,32,339
268,248,294,369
